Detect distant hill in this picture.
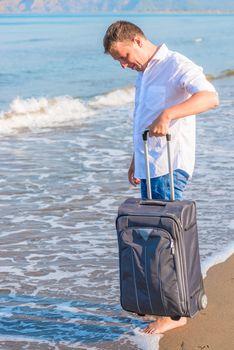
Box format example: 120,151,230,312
0,0,234,13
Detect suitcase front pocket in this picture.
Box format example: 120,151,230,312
118,227,181,316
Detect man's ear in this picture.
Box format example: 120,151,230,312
132,36,143,48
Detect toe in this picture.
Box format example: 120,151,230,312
143,327,151,334
150,328,158,334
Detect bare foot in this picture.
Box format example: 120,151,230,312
142,316,187,334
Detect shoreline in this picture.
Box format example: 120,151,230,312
159,253,234,350
201,243,234,278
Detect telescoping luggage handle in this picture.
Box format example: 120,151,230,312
142,130,175,201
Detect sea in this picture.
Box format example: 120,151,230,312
0,13,233,350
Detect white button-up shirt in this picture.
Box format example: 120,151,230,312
133,44,216,179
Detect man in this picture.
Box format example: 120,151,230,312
103,21,219,334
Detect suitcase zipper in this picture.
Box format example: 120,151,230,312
170,215,189,314
170,239,175,255
163,214,188,314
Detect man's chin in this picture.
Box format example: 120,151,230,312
132,66,142,71
128,65,143,72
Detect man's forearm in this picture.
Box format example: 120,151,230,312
148,91,219,137
165,91,219,122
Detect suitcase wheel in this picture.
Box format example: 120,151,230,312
198,292,208,310
137,313,146,317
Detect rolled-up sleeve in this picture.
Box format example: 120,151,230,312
178,62,216,94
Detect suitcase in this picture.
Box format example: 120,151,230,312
116,131,207,319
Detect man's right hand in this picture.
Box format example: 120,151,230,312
128,158,141,187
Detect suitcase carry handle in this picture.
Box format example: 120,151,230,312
140,200,167,207
142,130,175,201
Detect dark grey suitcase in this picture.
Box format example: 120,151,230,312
116,132,207,319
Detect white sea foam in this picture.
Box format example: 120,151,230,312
0,96,92,135
202,243,234,278
229,219,234,230
0,312,13,318
127,328,163,350
0,336,61,349
0,87,134,136
88,86,134,109
194,37,203,42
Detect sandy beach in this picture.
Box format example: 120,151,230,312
159,254,234,350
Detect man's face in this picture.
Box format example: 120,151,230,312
109,38,146,72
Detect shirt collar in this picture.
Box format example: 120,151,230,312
151,43,169,63
139,44,169,76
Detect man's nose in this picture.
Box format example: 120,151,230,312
120,62,128,69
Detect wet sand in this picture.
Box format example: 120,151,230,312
159,254,234,350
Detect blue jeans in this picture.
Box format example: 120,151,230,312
140,169,189,201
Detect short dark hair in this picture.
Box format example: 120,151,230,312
103,20,146,53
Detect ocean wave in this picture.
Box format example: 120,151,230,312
88,86,134,109
0,96,92,135
0,87,134,136
1,67,232,136
206,69,234,81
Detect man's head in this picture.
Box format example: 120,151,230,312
103,21,155,72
